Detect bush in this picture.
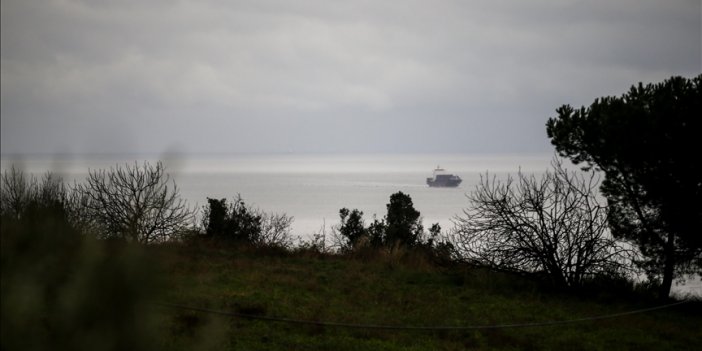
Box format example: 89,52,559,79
1,183,158,351
334,192,442,254
338,208,366,247
203,196,261,242
201,195,294,249
384,191,423,248
1,167,70,220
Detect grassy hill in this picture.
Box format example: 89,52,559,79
2,213,698,350
151,242,701,351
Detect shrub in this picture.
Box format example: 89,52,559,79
201,195,294,249
334,192,437,253
1,183,158,351
1,167,70,220
384,191,423,248
338,208,366,247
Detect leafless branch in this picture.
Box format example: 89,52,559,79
74,161,193,244
450,158,633,287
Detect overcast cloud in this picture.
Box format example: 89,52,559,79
1,0,700,154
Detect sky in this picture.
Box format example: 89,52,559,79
1,0,700,155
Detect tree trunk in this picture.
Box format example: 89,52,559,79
659,232,676,300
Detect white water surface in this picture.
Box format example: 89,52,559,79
1,153,555,236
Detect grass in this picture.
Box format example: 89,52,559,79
149,242,701,350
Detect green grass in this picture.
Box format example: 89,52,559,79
4,206,695,350
148,242,701,350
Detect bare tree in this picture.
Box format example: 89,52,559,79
256,211,295,249
450,158,630,287
1,167,72,219
1,166,36,218
75,161,192,244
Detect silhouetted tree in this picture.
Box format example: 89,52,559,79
1,167,69,219
427,223,441,247
258,211,295,249
0,168,86,231
546,75,702,298
366,215,386,247
202,195,261,242
451,159,630,288
384,191,423,248
201,195,293,248
338,208,366,248
0,166,33,219
75,161,192,244
229,196,263,243
333,192,428,251
204,198,229,237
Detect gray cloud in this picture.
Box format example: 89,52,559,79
2,0,700,154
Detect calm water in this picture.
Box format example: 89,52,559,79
3,152,700,296
0,153,554,236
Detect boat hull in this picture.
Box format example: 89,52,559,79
426,176,462,187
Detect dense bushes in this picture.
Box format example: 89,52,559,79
203,197,262,241
334,191,443,254
201,195,294,249
1,167,72,221
337,208,366,246
0,163,296,249
1,168,158,351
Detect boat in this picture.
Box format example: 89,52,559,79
426,166,462,187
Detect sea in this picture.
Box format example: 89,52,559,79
0,153,556,236
2,152,700,297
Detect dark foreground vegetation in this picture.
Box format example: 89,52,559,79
1,161,700,351
547,75,702,297
3,222,701,351
2,74,701,350
160,243,701,351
